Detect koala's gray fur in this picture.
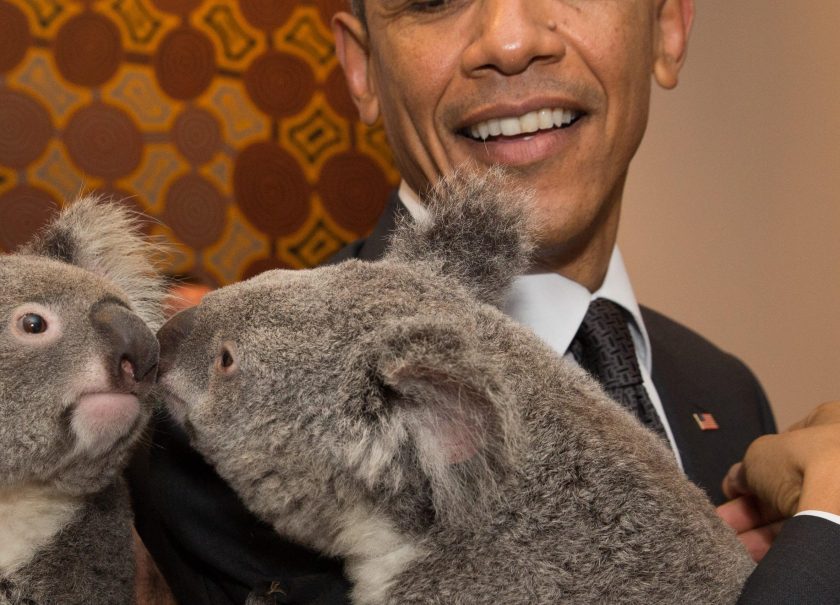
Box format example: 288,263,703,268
157,168,754,604
0,197,165,604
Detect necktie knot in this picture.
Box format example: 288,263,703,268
570,299,666,439
571,298,642,389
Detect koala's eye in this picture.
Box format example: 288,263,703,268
221,349,234,368
21,313,48,334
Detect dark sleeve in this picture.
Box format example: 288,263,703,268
738,515,840,604
128,412,351,605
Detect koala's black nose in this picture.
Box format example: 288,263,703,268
157,306,196,377
91,301,160,390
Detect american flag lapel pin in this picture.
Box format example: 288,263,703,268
693,412,719,431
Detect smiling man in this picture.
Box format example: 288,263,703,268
130,1,840,603
337,0,663,291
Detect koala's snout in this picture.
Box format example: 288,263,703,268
91,301,159,391
157,306,196,377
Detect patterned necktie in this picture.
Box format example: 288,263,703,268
569,298,667,439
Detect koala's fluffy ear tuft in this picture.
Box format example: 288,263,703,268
385,166,536,308
21,195,167,330
372,317,523,527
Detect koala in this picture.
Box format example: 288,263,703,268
156,168,755,604
0,198,164,604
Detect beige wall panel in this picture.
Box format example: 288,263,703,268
621,1,840,428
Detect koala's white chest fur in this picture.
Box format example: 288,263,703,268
0,485,81,575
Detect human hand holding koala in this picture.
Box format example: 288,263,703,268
157,168,754,604
0,198,164,604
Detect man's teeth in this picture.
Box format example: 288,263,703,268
469,108,580,141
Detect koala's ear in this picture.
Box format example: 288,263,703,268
385,166,536,308
21,195,166,329
371,317,523,525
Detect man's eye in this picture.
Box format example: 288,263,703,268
21,313,48,334
409,0,449,12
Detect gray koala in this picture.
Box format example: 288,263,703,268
156,169,754,604
0,198,164,604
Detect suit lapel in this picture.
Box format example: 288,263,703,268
354,191,405,262
642,307,774,505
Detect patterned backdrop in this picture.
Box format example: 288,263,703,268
0,0,399,285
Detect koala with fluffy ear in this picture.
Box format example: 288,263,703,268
0,197,164,604
157,168,755,605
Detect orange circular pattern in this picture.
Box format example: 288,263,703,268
0,0,400,284
0,1,29,74
319,151,391,234
163,174,227,248
0,185,58,250
65,102,144,179
173,107,221,165
244,51,315,118
234,142,310,237
0,90,52,169
239,0,295,31
154,26,215,101
55,11,122,87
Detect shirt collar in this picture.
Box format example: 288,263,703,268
398,180,430,222
396,180,651,371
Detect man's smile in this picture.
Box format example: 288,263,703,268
454,107,587,167
461,107,584,142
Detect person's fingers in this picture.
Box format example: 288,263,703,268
716,495,763,533
722,462,749,500
716,494,782,532
735,521,784,563
741,432,803,518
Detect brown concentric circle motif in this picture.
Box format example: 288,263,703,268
0,90,52,169
0,1,30,74
239,0,295,30
162,174,227,249
154,27,215,101
319,151,391,234
0,186,59,251
54,11,122,87
244,51,314,118
234,142,310,237
173,107,222,165
150,0,202,16
64,102,143,179
325,66,358,121
316,0,348,26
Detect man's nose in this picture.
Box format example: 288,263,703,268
461,0,566,76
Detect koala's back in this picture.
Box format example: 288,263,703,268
2,480,135,605
386,309,753,604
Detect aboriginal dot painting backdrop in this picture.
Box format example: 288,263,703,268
0,0,399,284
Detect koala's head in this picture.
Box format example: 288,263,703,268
157,169,531,552
0,197,164,495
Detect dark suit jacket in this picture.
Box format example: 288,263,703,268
130,191,840,604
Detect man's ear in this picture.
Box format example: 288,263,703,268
652,0,695,89
331,12,380,125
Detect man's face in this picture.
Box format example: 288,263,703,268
335,0,692,276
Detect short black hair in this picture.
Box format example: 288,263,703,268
350,0,366,25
